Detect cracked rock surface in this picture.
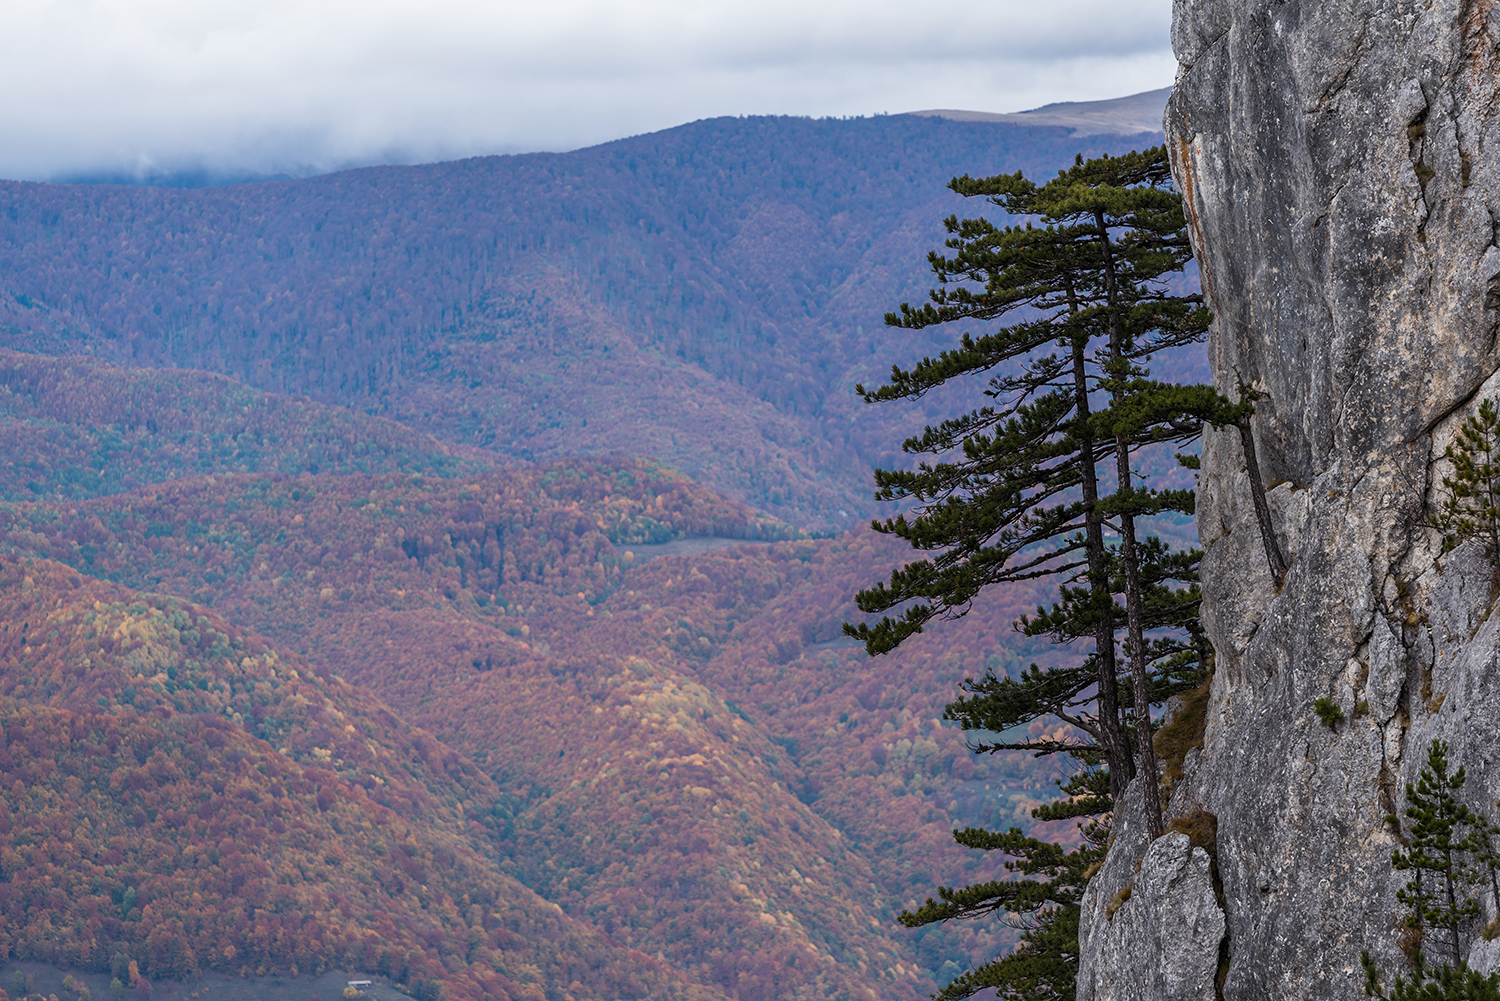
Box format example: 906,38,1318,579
1077,1,1500,999
1078,784,1226,1001
1079,832,1224,1001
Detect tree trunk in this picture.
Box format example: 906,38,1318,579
1237,416,1288,585
1069,331,1133,800
1098,209,1165,839
1114,496,1165,839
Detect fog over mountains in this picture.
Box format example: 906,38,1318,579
48,90,1174,188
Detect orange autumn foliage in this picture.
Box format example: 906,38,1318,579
0,556,723,1001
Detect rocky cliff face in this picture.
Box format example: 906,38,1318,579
1077,2,1500,999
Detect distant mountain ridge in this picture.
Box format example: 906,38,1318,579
39,90,1169,189
0,107,1186,531
906,86,1171,136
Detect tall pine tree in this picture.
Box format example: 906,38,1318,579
846,147,1231,808
845,146,1235,998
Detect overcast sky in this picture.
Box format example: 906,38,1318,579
0,0,1175,182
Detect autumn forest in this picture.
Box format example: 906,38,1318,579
0,111,1172,1001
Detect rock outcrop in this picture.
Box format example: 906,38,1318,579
1078,790,1225,1001
1078,1,1500,999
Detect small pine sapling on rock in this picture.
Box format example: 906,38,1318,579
1314,697,1345,730
1363,740,1500,999
1433,399,1500,564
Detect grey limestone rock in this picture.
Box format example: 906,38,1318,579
1079,782,1226,1001
1077,0,1500,998
1079,833,1224,1001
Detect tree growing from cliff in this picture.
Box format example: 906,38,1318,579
1363,740,1500,1000
1432,399,1500,563
846,146,1237,999
1230,380,1289,583
845,146,1234,819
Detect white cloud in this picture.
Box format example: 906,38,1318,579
0,0,1174,180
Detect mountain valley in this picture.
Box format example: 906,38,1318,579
0,100,1186,1000
0,107,1183,531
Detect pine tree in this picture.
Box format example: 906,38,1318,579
1433,399,1500,562
948,537,1210,758
845,147,1235,819
1363,740,1500,1000
847,146,1236,998
1395,741,1481,968
899,770,1110,1001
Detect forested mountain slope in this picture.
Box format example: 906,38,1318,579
0,462,1073,1000
0,114,1170,528
0,351,493,502
0,556,727,1001
0,351,1085,998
